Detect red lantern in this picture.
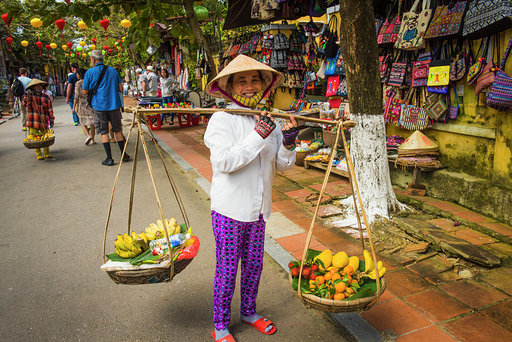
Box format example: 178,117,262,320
92,38,97,45
100,19,109,31
65,0,70,4
103,45,109,51
36,41,43,55
2,13,12,27
108,48,113,54
55,19,66,41
6,37,12,45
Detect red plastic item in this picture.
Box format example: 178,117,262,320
177,236,200,261
328,98,342,109
146,115,161,131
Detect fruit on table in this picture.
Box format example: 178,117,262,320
314,249,333,270
332,251,349,269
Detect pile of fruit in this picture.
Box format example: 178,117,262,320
289,249,386,301
24,129,54,142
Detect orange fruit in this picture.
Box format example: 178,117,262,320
334,282,346,293
316,275,325,285
346,287,355,294
324,272,333,281
332,273,342,281
343,265,354,275
344,291,351,298
333,293,345,301
351,279,359,285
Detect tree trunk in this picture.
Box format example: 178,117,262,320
183,0,217,79
337,0,402,222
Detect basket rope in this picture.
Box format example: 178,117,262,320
296,119,383,311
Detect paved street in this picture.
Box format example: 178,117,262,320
0,98,348,341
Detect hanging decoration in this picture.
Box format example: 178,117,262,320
21,40,29,54
78,20,88,30
120,19,131,29
82,52,87,58
103,45,109,51
6,37,13,52
79,41,86,47
194,5,209,22
45,44,51,58
54,19,66,41
76,46,83,52
99,19,109,38
30,17,43,39
66,42,73,50
36,41,43,55
50,43,57,49
2,13,13,37
108,48,113,55
92,38,97,45
62,44,68,51
90,44,96,50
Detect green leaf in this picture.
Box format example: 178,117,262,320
291,277,310,294
306,248,322,262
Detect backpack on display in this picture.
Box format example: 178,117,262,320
12,78,24,97
273,32,290,50
271,49,288,69
288,30,303,53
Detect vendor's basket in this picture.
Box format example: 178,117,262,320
295,147,319,166
107,258,193,285
23,136,55,149
322,129,346,149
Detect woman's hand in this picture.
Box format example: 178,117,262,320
282,115,299,149
254,111,276,139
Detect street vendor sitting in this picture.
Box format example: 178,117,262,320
204,54,299,342
23,79,55,160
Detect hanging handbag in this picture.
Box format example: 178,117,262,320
379,53,391,83
487,34,512,111
467,38,489,85
387,52,407,86
463,0,512,39
425,91,448,120
395,0,432,50
424,1,467,40
399,89,429,130
336,76,348,97
449,87,460,119
384,88,404,126
476,36,498,96
427,44,451,87
326,75,340,97
324,53,337,76
324,16,339,58
450,40,469,81
377,0,403,46
334,50,345,76
412,52,432,87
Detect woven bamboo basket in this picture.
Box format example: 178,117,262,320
107,258,193,285
23,136,55,149
322,129,345,149
295,147,319,166
288,273,386,313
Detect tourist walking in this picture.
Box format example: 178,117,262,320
73,68,96,145
136,68,146,97
146,65,159,97
66,62,80,126
83,50,130,166
12,67,32,130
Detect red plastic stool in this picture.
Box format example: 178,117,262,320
146,115,161,131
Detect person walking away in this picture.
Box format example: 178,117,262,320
136,68,147,97
160,68,179,125
203,54,299,342
12,67,32,130
146,65,159,97
73,68,96,145
83,50,130,166
66,62,80,126
23,79,55,160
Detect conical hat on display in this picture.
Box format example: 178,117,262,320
205,54,284,100
398,130,438,155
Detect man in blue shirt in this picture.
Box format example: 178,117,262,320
14,67,32,130
83,50,131,166
66,62,80,126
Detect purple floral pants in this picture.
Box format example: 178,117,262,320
211,211,266,331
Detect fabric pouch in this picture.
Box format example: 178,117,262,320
449,87,460,119
425,92,448,120
336,76,348,97
387,59,407,87
326,75,340,97
487,34,512,110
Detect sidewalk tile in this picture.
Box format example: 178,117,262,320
407,255,453,277
440,313,512,342
480,222,512,237
439,279,509,309
425,270,462,285
449,229,497,245
385,268,434,298
375,289,397,305
312,228,345,245
452,211,495,224
479,299,512,332
310,183,353,197
397,325,457,342
275,232,326,254
361,298,431,335
403,288,471,323
427,218,465,232
306,205,343,218
478,267,512,295
285,188,314,202
428,200,470,213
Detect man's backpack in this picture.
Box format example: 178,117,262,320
12,78,24,98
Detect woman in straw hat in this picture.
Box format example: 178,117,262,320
204,55,299,342
23,79,55,160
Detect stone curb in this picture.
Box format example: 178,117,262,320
138,122,381,342
0,114,17,125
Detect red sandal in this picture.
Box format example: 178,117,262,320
242,317,277,335
211,331,236,342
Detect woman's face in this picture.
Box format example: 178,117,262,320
229,70,262,98
161,69,168,78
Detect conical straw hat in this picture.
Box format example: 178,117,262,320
206,54,284,100
26,78,47,90
398,130,438,155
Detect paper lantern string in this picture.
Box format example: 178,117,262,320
55,19,66,41
6,37,13,52
2,13,13,37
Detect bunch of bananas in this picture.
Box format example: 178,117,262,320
144,218,181,241
363,249,386,280
40,129,54,141
115,232,149,259
24,130,54,142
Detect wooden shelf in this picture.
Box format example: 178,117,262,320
303,160,349,178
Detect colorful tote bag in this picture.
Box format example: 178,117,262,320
336,76,348,97
380,54,391,83
425,92,448,120
324,54,337,76
467,38,490,84
424,1,467,39
387,58,407,87
463,0,512,39
412,52,432,87
385,96,404,126
475,37,498,96
378,0,403,46
400,104,429,129
395,0,432,50
326,75,340,97
487,34,512,110
450,42,469,81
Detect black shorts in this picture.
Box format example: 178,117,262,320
93,108,122,135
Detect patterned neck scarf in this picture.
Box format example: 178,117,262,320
230,89,265,108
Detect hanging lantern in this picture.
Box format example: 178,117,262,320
21,40,29,54
82,53,87,57
79,41,86,47
66,42,73,50
45,44,51,51
99,19,109,38
65,0,71,4
77,20,88,30
92,38,97,45
90,44,96,50
50,43,57,49
120,19,131,29
76,46,83,51
62,44,68,51
54,19,66,41
108,48,113,55
30,18,43,28
6,37,13,46
36,41,43,55
194,5,209,21
103,45,109,51
2,13,13,37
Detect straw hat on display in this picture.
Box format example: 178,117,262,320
398,130,439,156
206,54,284,101
26,79,47,90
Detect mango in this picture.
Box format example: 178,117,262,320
314,249,333,270
332,251,349,269
348,256,360,272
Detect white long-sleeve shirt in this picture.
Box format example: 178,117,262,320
204,103,296,222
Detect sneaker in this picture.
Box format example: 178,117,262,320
22,127,27,131
101,158,114,166
85,137,92,145
74,122,79,126
122,154,131,162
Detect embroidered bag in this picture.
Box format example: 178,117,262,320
395,0,432,50
273,32,290,50
324,15,339,58
449,87,460,119
424,1,467,39
326,75,340,97
229,40,241,59
487,34,512,110
384,93,404,126
334,50,345,76
288,30,303,52
427,85,449,94
412,52,432,87
450,40,469,81
378,0,403,46
467,37,489,84
463,0,512,39
388,53,407,86
324,54,337,76
476,36,498,96
427,44,451,86
336,76,348,97
425,92,448,120
380,54,391,83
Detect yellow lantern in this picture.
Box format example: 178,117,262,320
50,43,57,49
90,44,96,50
120,19,132,29
79,41,86,47
82,53,87,57
78,20,88,30
30,18,43,28
21,40,29,47
62,44,68,51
